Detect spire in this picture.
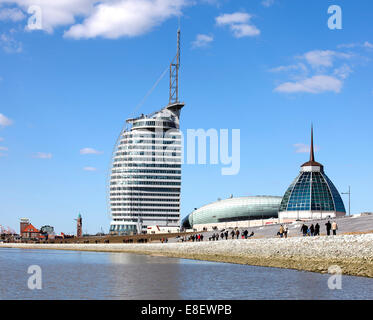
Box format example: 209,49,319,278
310,124,315,162
169,27,181,105
301,124,323,170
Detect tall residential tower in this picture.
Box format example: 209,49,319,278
109,30,184,235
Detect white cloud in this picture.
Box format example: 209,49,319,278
33,152,52,159
216,12,251,25
230,23,260,38
302,50,351,68
338,41,373,49
0,113,13,126
333,64,353,80
0,0,96,34
274,75,342,94
0,33,23,53
269,63,308,73
0,0,186,38
261,0,275,7
0,7,25,21
294,143,319,153
64,0,186,39
0,146,8,151
363,41,373,49
80,147,103,155
216,12,260,38
0,137,4,141
191,33,213,48
83,166,97,171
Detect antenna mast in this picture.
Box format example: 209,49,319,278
169,28,180,104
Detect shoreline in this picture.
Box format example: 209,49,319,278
2,233,373,278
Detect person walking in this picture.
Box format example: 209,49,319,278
314,223,320,236
225,231,229,240
230,230,235,239
244,230,249,239
220,232,224,240
200,234,204,241
325,221,332,236
283,225,288,238
279,225,284,238
235,229,240,239
332,221,338,235
310,224,315,236
301,224,308,236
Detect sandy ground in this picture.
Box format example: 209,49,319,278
2,233,373,278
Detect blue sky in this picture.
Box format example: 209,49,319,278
0,0,372,234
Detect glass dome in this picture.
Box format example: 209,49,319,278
279,126,346,216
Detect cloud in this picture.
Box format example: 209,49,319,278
302,50,351,68
0,0,96,34
333,64,353,80
338,41,373,49
269,63,308,74
32,152,52,159
83,166,97,171
0,0,186,38
271,48,356,94
64,0,186,39
294,143,320,154
274,75,342,94
80,147,103,155
0,113,13,126
261,0,275,7
363,41,373,49
0,137,4,141
216,12,260,38
0,7,25,21
0,146,8,151
0,32,23,53
191,33,213,48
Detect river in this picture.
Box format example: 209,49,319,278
1,248,372,300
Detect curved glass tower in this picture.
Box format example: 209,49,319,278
279,127,346,221
109,30,184,235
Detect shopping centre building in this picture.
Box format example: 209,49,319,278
182,127,346,231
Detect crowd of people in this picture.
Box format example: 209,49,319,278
277,220,339,238
209,229,254,241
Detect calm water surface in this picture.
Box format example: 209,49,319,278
1,248,372,300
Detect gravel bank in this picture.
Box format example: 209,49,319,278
2,234,373,278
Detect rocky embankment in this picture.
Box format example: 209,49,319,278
2,234,373,278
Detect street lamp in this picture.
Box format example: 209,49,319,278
341,186,351,216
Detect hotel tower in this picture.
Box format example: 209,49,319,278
109,30,184,235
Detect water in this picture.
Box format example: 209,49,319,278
1,247,372,300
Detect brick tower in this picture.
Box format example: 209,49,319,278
76,213,82,238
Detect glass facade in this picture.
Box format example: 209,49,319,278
280,171,346,213
182,196,282,228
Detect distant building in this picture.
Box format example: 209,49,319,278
76,213,82,238
21,223,41,240
20,218,30,235
278,126,346,221
182,196,282,230
40,225,54,235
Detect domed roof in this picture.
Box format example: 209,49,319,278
279,126,345,214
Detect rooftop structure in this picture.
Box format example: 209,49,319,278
279,126,346,221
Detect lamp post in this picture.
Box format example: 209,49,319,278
342,186,351,216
